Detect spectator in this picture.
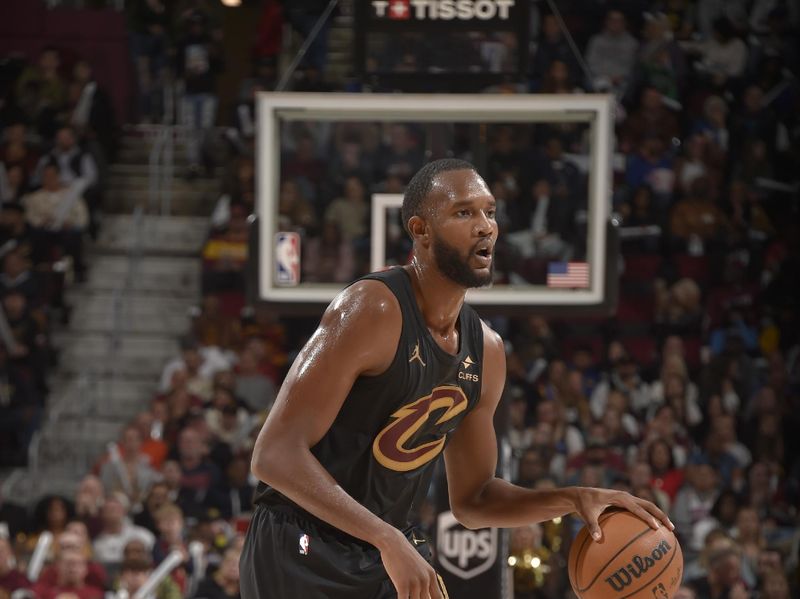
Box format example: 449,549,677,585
1,120,40,178
585,10,639,94
134,481,171,536
177,9,223,177
38,528,107,592
282,0,332,75
32,549,103,599
302,221,356,283
131,410,169,470
159,335,229,399
590,355,650,421
99,425,161,506
175,427,220,519
14,47,66,138
191,296,242,351
674,134,724,198
672,456,721,550
620,87,681,151
210,157,255,232
276,179,316,232
687,543,750,599
205,386,250,448
192,546,240,599
0,247,41,306
758,566,791,599
692,95,731,153
530,14,582,86
32,125,98,199
68,59,117,165
0,204,33,261
682,18,748,89
73,475,105,538
323,176,369,245
115,557,181,599
647,437,685,501
637,11,687,101
669,176,730,246
212,456,254,520
125,0,171,123
26,495,73,553
152,504,190,593
201,202,251,295
22,161,89,279
92,493,155,570
0,537,29,592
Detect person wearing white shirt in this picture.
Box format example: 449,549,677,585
92,493,155,569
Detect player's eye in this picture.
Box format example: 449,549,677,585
457,209,470,217
487,209,496,219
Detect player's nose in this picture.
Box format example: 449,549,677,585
474,210,494,237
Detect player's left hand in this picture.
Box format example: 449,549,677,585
573,487,674,543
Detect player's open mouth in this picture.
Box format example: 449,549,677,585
473,242,493,267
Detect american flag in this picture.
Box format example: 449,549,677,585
547,262,590,288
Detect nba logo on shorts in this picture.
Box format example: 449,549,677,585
299,533,310,556
275,232,300,286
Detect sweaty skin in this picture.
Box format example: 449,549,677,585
250,169,673,599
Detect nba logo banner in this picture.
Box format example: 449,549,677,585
275,232,300,286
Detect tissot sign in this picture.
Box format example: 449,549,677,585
371,0,516,21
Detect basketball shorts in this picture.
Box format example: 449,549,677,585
240,504,449,599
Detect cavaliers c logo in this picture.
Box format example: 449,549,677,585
373,386,468,472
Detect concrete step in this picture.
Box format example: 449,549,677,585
102,192,217,216
105,185,220,203
109,163,224,178
55,332,178,377
74,255,200,296
108,172,221,190
48,376,154,419
61,291,193,335
94,215,209,254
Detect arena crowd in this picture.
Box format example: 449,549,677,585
1,1,798,598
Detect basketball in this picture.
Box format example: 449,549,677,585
568,509,683,599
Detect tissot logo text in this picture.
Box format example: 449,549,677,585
373,386,467,472
604,540,673,592
372,0,515,20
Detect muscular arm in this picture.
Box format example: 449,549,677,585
250,280,402,549
444,323,673,539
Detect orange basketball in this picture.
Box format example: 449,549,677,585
568,509,684,599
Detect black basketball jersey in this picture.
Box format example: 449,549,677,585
253,267,485,530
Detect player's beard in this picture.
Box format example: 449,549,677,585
432,235,493,288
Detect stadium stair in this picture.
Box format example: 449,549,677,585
4,127,218,502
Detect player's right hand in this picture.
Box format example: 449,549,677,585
379,528,443,599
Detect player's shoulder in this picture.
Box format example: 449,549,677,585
321,277,401,331
479,319,504,358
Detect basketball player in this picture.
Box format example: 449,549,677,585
240,159,673,599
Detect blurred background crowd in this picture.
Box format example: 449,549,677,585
0,0,799,598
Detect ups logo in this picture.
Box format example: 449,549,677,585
604,540,673,592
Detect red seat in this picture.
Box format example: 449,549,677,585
682,335,703,370
561,336,605,364
674,254,710,284
615,293,655,323
216,291,246,319
623,336,659,368
622,254,663,281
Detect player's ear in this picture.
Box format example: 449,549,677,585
408,215,430,247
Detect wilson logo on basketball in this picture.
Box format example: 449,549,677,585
604,540,673,592
372,386,468,472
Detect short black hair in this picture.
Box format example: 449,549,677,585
402,158,476,236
